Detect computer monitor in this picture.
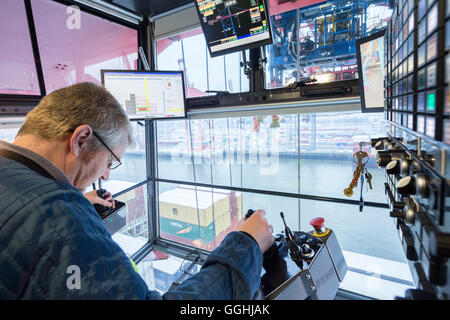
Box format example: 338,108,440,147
356,30,386,113
194,0,273,57
101,70,187,120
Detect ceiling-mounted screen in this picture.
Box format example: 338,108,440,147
356,29,386,113
194,0,273,57
101,70,187,120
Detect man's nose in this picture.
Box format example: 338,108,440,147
101,168,111,181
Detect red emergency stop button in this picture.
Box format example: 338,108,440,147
310,217,325,230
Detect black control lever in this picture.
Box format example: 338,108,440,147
245,209,278,259
280,212,303,269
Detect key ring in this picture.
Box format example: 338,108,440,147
352,151,369,166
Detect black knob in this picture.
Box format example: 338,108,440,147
377,153,393,167
375,140,384,150
397,176,416,195
399,159,411,177
416,174,430,198
96,188,108,199
245,209,256,219
386,160,401,174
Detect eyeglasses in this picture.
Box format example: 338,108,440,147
92,132,122,170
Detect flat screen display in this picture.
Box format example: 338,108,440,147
427,90,436,112
408,94,414,111
427,34,437,62
427,4,438,35
445,120,450,145
418,45,426,67
408,113,413,129
426,63,437,88
418,20,426,44
418,115,425,134
356,30,385,112
418,92,425,111
446,21,450,50
101,70,187,120
195,0,273,57
426,117,435,138
418,0,426,20
418,68,426,90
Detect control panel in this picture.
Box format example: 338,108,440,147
371,135,450,299
247,210,348,300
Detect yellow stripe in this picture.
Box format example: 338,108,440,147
313,228,330,237
144,78,149,109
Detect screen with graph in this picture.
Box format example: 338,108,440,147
101,70,187,120
195,0,273,57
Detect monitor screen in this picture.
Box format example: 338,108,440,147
101,70,187,120
195,0,273,57
356,29,385,113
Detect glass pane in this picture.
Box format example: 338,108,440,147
158,182,244,251
104,121,147,193
107,184,149,257
157,111,388,203
31,0,138,93
0,0,40,95
265,2,393,89
0,125,20,143
157,119,195,182
156,28,249,96
136,249,201,294
181,32,208,97
207,55,226,92
299,111,387,203
156,180,414,299
299,199,414,300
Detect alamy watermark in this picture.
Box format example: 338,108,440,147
66,5,81,30
169,130,280,176
66,265,81,290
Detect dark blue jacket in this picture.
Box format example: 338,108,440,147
0,155,263,299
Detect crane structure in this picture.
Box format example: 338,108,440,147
267,0,392,88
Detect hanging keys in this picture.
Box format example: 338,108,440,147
344,150,369,197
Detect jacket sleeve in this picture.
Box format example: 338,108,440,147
161,231,263,300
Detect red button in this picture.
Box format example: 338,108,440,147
310,217,325,230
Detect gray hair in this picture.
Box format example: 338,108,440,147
18,82,134,149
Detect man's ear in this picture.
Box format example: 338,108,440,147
69,125,93,157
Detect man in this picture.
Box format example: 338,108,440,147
0,82,274,299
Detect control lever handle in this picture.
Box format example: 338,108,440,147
245,209,278,258
280,212,303,269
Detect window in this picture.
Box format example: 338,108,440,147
157,111,387,199
265,1,393,89
137,249,201,294
30,0,138,93
107,183,149,257
104,121,147,194
0,124,20,143
155,109,414,299
156,28,249,97
0,0,40,95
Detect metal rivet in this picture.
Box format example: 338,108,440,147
305,274,311,280
310,285,316,291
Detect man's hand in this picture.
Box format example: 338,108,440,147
83,190,115,208
237,209,274,254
